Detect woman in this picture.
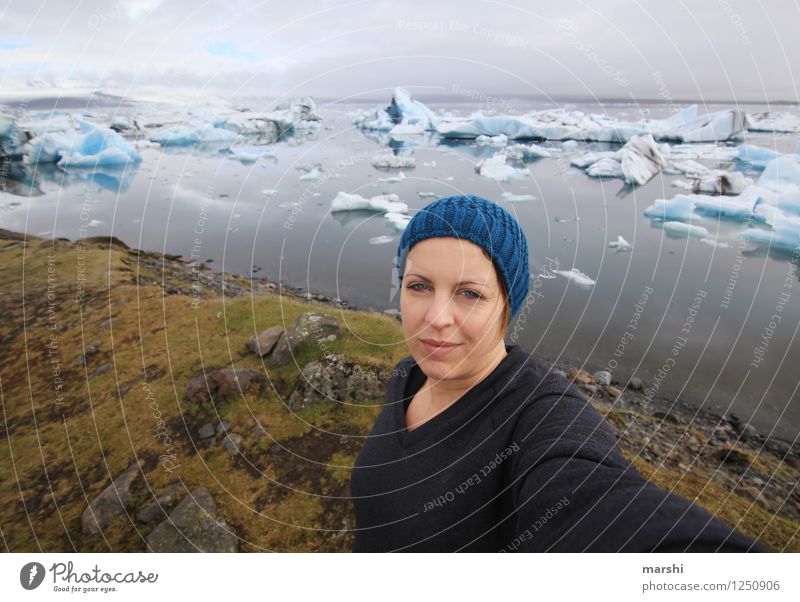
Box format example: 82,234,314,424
350,194,769,553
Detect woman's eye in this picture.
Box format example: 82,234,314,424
462,290,481,300
407,283,428,292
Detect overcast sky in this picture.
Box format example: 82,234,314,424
1,0,797,103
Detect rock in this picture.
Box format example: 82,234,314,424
736,422,757,442
198,423,215,439
651,410,685,425
185,368,262,405
138,485,181,524
81,461,141,536
268,313,341,367
216,421,231,435
593,370,612,386
766,438,791,457
221,433,243,455
246,326,284,357
713,423,735,442
568,368,595,385
145,488,238,552
716,445,752,468
627,376,644,391
287,354,388,411
579,384,598,397
250,423,268,440
603,385,622,399
90,362,112,379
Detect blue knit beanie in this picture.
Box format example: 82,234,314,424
396,195,530,318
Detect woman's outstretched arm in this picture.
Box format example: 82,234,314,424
505,388,770,552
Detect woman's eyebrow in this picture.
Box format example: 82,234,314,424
406,273,488,286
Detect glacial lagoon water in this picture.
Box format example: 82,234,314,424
1,94,798,440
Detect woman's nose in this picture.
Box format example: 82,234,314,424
425,292,456,327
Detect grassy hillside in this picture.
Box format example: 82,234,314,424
0,230,796,552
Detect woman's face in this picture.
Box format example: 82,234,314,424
400,236,508,382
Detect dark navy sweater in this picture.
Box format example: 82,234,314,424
350,344,770,552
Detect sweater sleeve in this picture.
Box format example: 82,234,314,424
506,386,770,552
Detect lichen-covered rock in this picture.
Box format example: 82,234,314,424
268,313,341,367
145,488,237,552
81,461,141,536
185,368,262,405
287,354,388,411
246,326,284,357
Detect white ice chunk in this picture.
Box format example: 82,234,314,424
742,213,800,251
369,235,395,245
618,134,666,186
385,212,411,231
150,122,239,147
693,171,748,195
607,235,632,251
554,268,596,287
330,192,408,214
586,157,624,179
643,195,696,221
299,167,322,181
570,151,616,169
746,112,800,133
371,154,416,169
386,88,440,131
476,134,508,146
736,144,783,169
418,191,439,198
476,151,529,182
501,192,537,202
663,221,709,238
390,122,425,136
507,143,552,160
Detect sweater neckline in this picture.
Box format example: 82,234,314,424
393,343,524,449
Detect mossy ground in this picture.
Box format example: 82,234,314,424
0,233,796,552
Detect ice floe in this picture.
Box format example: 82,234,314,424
746,112,800,133
662,221,709,238
554,268,596,287
501,192,537,202
475,151,529,182
330,192,408,214
371,153,416,169
573,135,666,185
24,118,141,168
607,235,632,251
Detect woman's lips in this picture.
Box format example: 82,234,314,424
421,339,461,357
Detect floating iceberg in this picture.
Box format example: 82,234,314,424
353,87,440,132
475,151,529,182
501,192,537,202
574,135,665,185
617,135,667,185
693,171,748,195
506,143,553,160
25,118,141,168
643,195,696,221
371,153,416,169
150,122,239,147
330,192,408,214
746,112,800,133
476,134,508,146
554,268,596,287
742,213,800,251
735,144,783,170
390,122,425,136
662,221,709,238
385,212,411,231
607,235,632,251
